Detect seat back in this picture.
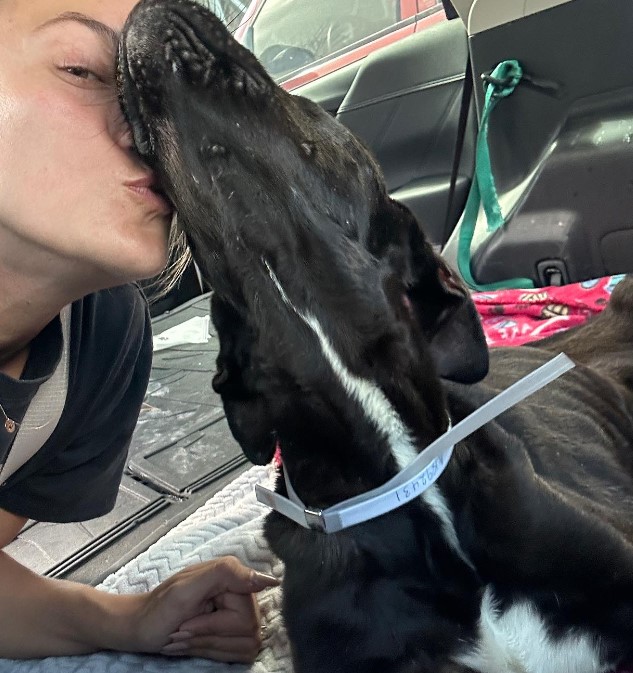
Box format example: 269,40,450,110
336,19,473,246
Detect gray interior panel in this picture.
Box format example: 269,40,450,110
127,296,247,496
292,60,363,115
336,19,471,245
319,19,473,246
391,175,471,247
444,0,633,285
467,0,575,35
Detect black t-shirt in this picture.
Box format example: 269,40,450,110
0,284,152,523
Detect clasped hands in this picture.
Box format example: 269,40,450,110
133,555,279,663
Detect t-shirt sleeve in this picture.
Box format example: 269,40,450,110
0,286,153,523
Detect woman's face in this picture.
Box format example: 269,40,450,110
0,0,173,289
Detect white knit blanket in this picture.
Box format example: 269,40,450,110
3,465,292,673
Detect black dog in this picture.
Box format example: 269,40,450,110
118,2,633,671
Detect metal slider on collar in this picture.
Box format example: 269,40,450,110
304,507,327,532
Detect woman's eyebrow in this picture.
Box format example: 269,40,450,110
35,11,119,49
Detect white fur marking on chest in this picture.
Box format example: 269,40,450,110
421,485,474,569
455,587,607,673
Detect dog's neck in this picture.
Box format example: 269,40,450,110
265,256,448,466
270,353,575,570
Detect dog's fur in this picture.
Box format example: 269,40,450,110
118,3,633,671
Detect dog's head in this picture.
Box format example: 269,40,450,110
118,0,488,501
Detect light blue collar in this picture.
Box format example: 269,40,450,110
256,353,574,534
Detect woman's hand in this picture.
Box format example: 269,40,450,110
135,555,279,663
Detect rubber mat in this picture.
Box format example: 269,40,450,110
5,293,249,578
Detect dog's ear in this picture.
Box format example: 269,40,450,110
403,206,489,384
424,258,489,383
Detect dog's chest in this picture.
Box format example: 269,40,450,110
454,587,608,673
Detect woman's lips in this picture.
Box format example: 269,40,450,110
126,175,173,215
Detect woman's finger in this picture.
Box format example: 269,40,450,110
177,593,260,636
214,589,263,613
176,607,258,638
173,556,279,599
161,634,262,663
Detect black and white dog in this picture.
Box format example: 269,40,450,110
118,2,633,671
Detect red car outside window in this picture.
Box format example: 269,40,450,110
234,0,446,91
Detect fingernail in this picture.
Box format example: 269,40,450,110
168,631,193,642
250,570,280,590
162,642,189,653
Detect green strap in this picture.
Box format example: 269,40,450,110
457,60,535,291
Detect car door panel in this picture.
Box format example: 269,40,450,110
291,61,362,116
443,0,633,285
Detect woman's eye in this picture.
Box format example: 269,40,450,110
62,66,102,82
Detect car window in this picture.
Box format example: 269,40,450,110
249,0,419,81
206,0,250,29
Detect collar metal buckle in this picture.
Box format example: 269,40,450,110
304,507,326,532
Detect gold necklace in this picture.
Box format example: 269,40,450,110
0,403,18,434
